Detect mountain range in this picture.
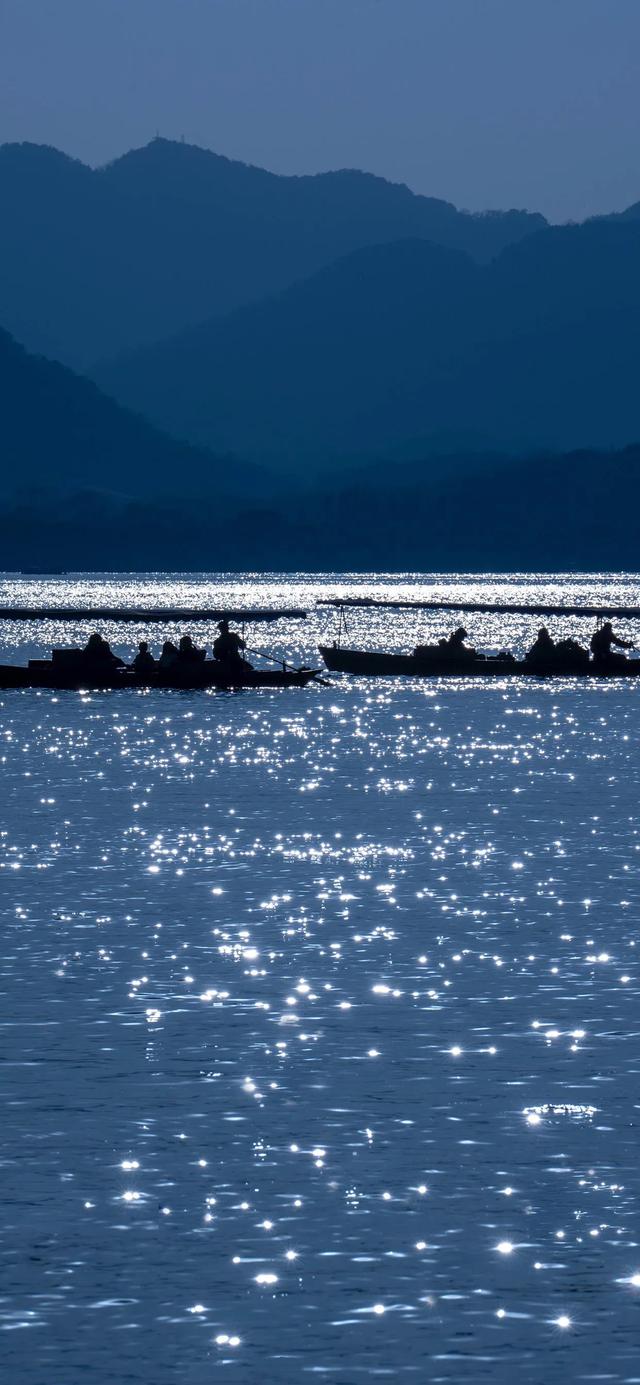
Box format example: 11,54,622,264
3,440,640,573
0,137,545,367
1,312,639,572
2,135,640,570
0,324,259,503
94,217,640,465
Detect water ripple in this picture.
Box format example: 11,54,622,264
2,572,640,1382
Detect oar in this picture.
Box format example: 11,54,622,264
245,645,331,685
245,644,290,671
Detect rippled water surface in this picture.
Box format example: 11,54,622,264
3,573,640,1384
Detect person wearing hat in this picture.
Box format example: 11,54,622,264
212,618,250,668
438,626,476,660
590,620,634,669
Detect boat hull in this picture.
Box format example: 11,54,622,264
0,663,319,691
318,645,640,679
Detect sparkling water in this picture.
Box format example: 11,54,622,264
2,573,640,1383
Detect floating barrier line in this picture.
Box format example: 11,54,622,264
319,598,640,619
0,607,307,623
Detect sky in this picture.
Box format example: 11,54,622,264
1,0,639,222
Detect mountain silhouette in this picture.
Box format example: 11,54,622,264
2,442,639,574
0,137,545,366
94,219,640,465
0,324,259,501
606,200,640,223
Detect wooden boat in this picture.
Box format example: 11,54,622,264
0,650,319,691
318,643,640,679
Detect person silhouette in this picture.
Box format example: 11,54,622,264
176,634,205,665
590,621,634,668
159,640,178,670
212,619,249,667
132,640,155,673
525,627,556,666
83,633,125,667
437,627,476,660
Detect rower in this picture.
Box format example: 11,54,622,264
590,621,634,668
212,618,251,668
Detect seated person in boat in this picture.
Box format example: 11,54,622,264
132,640,156,673
525,626,556,666
82,632,125,667
159,639,179,670
413,626,476,661
175,634,206,667
413,639,439,659
555,636,590,669
212,619,251,668
525,627,589,670
438,626,476,660
590,621,634,667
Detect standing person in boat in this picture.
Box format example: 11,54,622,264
590,621,635,668
132,640,156,673
83,632,125,667
212,619,251,669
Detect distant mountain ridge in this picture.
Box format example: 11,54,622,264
0,136,545,365
0,325,260,503
4,131,640,569
2,302,640,574
94,218,640,464
3,442,640,574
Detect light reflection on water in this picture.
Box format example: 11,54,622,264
2,568,640,666
2,572,640,1383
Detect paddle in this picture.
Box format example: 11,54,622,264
245,644,331,686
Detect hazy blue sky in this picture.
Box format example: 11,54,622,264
1,0,638,220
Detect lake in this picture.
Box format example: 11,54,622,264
2,572,640,1383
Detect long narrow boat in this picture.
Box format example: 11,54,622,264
318,643,640,679
0,655,319,691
